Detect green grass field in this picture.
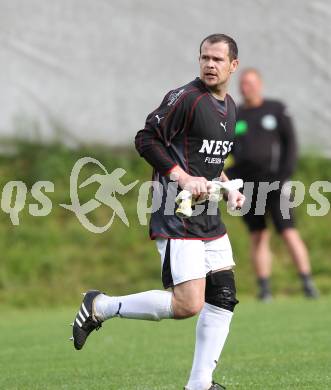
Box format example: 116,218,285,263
0,143,330,306
0,142,330,389
1,297,330,390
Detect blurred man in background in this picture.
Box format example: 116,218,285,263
227,68,318,301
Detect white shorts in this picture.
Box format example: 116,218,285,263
156,234,235,289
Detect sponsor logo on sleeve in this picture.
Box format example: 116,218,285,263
167,89,185,106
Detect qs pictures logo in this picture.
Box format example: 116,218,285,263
0,157,329,232
60,157,139,233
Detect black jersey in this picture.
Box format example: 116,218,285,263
227,99,297,183
135,78,237,240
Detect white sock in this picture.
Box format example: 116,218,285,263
186,303,233,390
94,290,173,321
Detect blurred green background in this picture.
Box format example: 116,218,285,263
0,139,330,307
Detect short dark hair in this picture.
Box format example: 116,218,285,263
199,34,238,61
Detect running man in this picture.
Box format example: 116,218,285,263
227,68,318,300
71,34,245,390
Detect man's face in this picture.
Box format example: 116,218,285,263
199,41,238,89
240,71,263,101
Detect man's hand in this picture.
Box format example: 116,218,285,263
219,171,245,211
227,189,245,211
169,166,210,199
179,175,211,200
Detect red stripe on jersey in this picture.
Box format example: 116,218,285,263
150,232,226,241
164,164,178,176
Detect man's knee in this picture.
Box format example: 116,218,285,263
179,300,204,318
205,270,239,312
173,279,205,319
251,229,269,246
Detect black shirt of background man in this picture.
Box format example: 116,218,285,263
227,99,297,184
135,78,237,240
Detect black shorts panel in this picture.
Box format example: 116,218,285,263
161,239,174,289
242,187,295,234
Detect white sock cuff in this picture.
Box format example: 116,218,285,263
163,290,174,319
203,302,234,318
148,290,174,320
